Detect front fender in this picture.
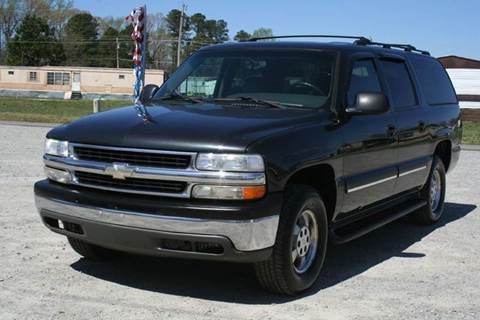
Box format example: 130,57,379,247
246,121,343,193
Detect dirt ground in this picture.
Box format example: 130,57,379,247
1,122,479,320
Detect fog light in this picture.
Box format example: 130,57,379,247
45,166,71,184
192,185,266,200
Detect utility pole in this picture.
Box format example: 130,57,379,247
177,2,186,67
116,37,120,68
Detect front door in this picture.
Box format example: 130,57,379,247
341,57,398,213
72,72,81,92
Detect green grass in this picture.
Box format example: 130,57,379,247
1,97,480,144
463,121,480,145
0,97,130,123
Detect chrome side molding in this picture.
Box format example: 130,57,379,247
347,165,427,194
347,175,397,193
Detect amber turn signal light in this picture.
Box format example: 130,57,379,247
242,185,266,200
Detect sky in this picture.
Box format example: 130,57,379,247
74,0,480,59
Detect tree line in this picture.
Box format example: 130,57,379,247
0,0,274,72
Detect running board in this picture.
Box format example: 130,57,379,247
329,200,427,245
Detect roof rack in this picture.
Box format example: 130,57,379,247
354,38,430,55
246,34,430,56
248,34,370,43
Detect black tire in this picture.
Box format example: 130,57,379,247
254,185,328,295
67,237,116,261
412,155,446,225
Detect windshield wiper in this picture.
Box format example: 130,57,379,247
213,97,303,109
157,91,203,104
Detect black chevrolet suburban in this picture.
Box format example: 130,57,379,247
34,35,461,295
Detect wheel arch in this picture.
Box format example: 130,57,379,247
434,139,452,172
284,163,338,221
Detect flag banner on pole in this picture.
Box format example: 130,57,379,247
126,5,147,103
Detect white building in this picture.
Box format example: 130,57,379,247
0,65,166,100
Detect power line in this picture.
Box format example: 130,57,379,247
6,39,216,45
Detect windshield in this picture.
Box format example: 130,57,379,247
155,50,337,109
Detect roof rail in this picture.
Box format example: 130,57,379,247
354,38,430,56
248,34,370,43
246,34,430,56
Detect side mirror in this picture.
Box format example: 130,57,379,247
345,92,389,116
139,84,159,104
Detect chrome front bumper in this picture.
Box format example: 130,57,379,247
35,195,279,252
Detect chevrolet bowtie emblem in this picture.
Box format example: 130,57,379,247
104,163,135,180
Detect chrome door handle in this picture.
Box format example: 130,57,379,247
418,121,426,131
387,125,396,136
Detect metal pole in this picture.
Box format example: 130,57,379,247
142,6,147,86
116,37,120,68
93,99,100,113
177,3,186,67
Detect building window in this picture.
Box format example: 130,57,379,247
28,72,38,82
47,72,70,85
8,71,14,75
119,74,125,79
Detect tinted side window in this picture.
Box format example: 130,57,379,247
410,56,457,105
347,59,382,106
380,60,417,109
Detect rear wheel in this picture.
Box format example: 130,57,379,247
254,185,328,295
68,237,116,261
412,155,446,224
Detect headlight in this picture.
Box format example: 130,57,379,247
196,153,264,172
45,139,69,157
192,185,266,200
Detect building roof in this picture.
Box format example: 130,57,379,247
0,65,164,74
438,55,480,69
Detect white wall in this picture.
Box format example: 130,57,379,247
446,69,480,95
446,68,480,109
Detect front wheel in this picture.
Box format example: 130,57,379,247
412,156,446,224
254,185,328,295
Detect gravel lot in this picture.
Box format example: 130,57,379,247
1,122,479,320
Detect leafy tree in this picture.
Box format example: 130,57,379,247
64,12,98,66
190,13,228,43
252,27,274,39
234,30,251,41
213,19,229,42
186,13,228,57
165,9,191,39
97,16,124,36
117,24,135,68
97,26,118,68
165,9,191,67
6,14,65,66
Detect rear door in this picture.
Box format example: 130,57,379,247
341,55,398,213
378,56,431,193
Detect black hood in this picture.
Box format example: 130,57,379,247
47,102,327,153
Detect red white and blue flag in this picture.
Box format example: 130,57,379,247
126,5,147,103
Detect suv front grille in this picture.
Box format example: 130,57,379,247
74,171,187,194
73,146,191,169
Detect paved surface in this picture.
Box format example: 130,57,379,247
0,123,479,320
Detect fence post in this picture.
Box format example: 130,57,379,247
93,99,100,113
